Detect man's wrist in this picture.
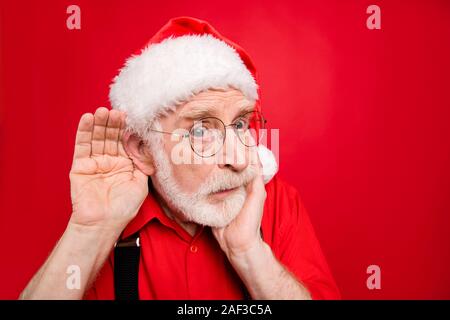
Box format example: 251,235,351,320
63,221,121,281
64,221,122,258
227,237,270,270
67,220,123,240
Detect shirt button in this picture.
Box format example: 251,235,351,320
190,245,198,253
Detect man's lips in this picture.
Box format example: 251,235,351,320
209,186,240,200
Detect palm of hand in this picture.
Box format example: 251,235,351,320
69,108,148,230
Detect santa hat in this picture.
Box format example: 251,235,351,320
109,16,278,183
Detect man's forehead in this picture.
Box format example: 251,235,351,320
177,89,255,119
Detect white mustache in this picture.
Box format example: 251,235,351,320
197,164,258,196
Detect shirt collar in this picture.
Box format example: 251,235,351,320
121,190,167,239
121,181,205,241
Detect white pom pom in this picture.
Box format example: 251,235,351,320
257,145,279,184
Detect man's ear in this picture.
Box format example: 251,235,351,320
122,131,155,176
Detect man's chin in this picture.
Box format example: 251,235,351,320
187,188,246,228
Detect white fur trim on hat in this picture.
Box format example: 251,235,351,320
109,34,259,135
258,145,279,184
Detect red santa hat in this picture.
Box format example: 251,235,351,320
109,16,278,183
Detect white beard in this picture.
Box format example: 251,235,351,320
145,127,257,228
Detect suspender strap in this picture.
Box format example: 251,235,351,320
114,233,140,300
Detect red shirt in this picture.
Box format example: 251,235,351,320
84,175,341,300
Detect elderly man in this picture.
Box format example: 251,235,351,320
20,17,340,300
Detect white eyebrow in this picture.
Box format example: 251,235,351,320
178,103,217,120
178,101,255,120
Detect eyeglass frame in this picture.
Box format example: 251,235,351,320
146,110,267,158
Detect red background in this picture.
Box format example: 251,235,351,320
1,0,450,299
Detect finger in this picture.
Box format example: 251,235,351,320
118,112,130,158
91,107,109,156
239,175,266,229
73,113,94,159
246,150,266,203
249,146,264,177
246,170,265,199
104,109,122,156
256,151,263,176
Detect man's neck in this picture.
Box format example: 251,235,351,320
162,205,198,237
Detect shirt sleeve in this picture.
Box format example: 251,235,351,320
274,187,341,300
83,285,98,300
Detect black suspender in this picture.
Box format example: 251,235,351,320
114,233,141,300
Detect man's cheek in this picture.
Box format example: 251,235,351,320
172,168,200,192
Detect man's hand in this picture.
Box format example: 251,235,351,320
211,156,266,258
211,154,311,299
20,107,149,299
69,107,148,232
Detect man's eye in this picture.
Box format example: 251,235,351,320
192,126,206,137
235,119,248,130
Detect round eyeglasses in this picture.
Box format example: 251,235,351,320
148,111,267,157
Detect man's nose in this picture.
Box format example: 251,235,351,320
217,128,248,171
